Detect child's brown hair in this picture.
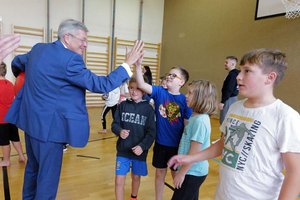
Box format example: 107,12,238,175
240,48,287,85
0,62,7,77
171,66,189,86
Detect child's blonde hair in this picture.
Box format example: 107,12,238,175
188,80,217,115
240,48,287,85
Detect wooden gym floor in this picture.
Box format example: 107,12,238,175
1,108,299,200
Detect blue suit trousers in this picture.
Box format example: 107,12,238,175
23,134,64,200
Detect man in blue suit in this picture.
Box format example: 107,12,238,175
5,19,144,200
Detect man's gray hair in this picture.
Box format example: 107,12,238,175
57,19,88,40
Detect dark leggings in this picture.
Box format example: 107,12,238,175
171,174,207,200
101,104,117,129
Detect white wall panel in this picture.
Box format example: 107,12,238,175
49,0,82,31
142,0,164,43
84,0,112,36
0,0,46,81
115,0,140,40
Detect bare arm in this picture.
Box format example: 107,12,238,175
135,54,152,94
278,152,300,200
173,141,202,188
184,119,189,126
168,136,224,169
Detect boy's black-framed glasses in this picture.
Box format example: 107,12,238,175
167,73,183,81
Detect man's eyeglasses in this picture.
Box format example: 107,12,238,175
68,33,88,43
167,73,183,81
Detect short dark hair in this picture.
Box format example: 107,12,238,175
144,65,151,72
226,56,238,63
171,66,189,86
0,62,7,77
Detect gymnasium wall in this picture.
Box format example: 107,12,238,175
0,0,164,82
161,0,300,111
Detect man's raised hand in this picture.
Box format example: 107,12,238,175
125,40,144,66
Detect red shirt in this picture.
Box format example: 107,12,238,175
0,79,15,124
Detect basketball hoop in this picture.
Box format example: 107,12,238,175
282,0,300,19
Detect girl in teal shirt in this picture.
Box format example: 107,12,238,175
171,80,217,200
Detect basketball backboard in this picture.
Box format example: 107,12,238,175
255,0,285,20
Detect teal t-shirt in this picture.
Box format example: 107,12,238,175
178,114,211,176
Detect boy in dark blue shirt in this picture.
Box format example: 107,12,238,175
112,76,156,200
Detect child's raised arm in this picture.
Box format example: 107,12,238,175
135,54,152,94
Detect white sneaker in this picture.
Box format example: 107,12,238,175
212,139,220,144
63,145,68,152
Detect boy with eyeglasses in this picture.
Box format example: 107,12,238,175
136,62,192,200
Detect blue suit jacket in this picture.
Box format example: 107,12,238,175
5,40,129,147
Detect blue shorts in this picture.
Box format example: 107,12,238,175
115,156,148,176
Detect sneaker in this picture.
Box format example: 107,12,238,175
63,145,68,152
212,138,220,144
